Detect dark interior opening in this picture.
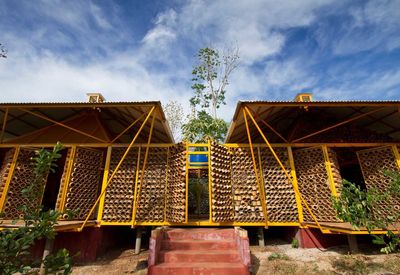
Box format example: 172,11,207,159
188,168,209,221
42,148,68,211
335,147,366,190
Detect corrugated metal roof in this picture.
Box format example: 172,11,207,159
0,101,160,106
226,100,400,143
239,100,400,103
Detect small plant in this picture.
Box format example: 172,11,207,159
291,238,299,248
268,252,290,261
333,171,400,253
0,142,74,274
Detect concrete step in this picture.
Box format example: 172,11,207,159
158,249,240,263
165,228,235,241
148,262,249,275
161,239,237,250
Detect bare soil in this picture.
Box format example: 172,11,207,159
72,243,400,275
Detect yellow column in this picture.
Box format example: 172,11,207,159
392,145,400,169
243,109,268,226
322,145,338,197
58,146,76,213
0,147,20,211
97,146,112,222
207,140,213,223
257,147,269,226
287,147,304,223
131,146,141,227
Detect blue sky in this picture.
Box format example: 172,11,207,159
0,0,399,120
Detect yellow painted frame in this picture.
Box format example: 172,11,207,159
244,106,329,233
131,146,142,227
132,113,156,227
243,109,268,226
0,147,20,211
78,106,155,231
97,146,112,221
207,140,212,223
287,147,304,223
392,145,400,169
322,145,338,197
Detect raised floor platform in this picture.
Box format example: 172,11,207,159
304,221,400,234
0,220,97,231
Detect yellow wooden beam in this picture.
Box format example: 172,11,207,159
257,147,269,226
392,145,400,169
287,146,304,223
0,147,20,211
97,146,112,221
292,107,385,143
132,113,156,226
110,112,146,143
322,145,338,197
58,146,76,213
131,146,142,227
78,106,155,231
207,140,212,223
19,108,109,143
185,142,190,223
244,106,325,232
243,109,268,226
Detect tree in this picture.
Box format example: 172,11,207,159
333,172,400,253
163,100,184,141
190,46,239,119
181,110,228,143
0,143,74,274
0,43,7,58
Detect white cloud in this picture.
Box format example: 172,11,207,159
143,0,335,64
316,69,400,100
1,0,399,125
332,0,400,55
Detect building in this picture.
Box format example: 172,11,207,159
0,93,399,260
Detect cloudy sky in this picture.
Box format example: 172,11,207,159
0,0,399,120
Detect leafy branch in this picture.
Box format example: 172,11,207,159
333,171,400,253
0,142,74,274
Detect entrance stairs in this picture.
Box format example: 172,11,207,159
148,228,250,275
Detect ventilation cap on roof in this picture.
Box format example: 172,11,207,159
294,93,312,102
86,93,105,103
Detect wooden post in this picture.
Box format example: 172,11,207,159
347,235,358,253
40,238,54,275
257,227,265,247
135,227,143,254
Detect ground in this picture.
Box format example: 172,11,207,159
72,242,400,275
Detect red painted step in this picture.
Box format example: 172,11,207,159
148,228,250,275
148,262,248,275
165,228,235,241
161,239,237,250
158,249,241,263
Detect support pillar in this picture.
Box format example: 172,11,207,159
347,235,358,253
135,227,142,254
257,227,265,247
40,238,54,275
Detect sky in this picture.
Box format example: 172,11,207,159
0,0,400,120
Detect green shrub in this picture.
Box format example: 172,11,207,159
333,171,400,253
0,143,74,274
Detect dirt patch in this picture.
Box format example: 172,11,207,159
251,244,400,275
72,244,400,274
72,249,148,275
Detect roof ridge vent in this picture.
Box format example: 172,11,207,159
87,93,105,103
294,93,312,102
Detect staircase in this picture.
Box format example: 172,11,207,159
148,228,250,275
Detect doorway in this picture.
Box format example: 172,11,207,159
188,168,210,221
